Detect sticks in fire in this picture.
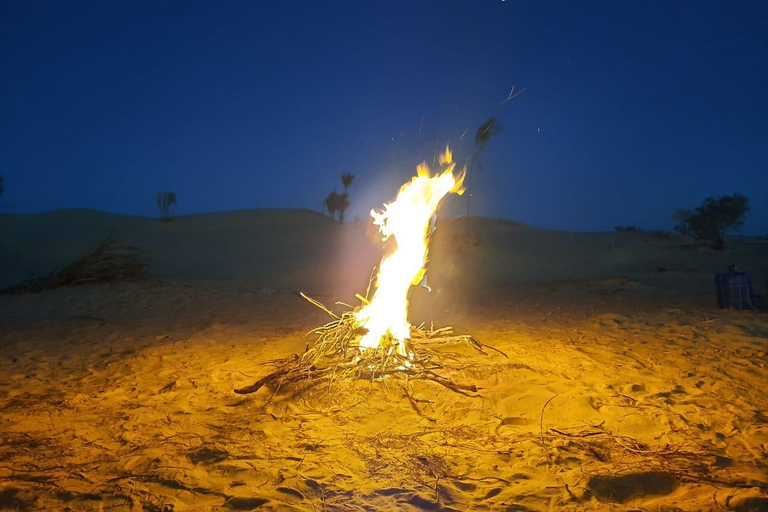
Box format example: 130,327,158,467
234,293,506,398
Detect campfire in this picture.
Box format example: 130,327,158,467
235,146,505,398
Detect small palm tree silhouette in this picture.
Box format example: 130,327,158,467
341,173,354,193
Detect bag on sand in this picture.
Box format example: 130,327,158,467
714,270,754,310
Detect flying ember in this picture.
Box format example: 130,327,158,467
353,146,466,355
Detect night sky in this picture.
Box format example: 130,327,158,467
2,1,767,234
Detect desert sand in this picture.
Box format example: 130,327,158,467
0,209,766,511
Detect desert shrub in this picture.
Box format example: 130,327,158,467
324,191,339,219
672,209,693,236
648,230,676,240
674,194,748,250
323,191,350,223
324,173,354,223
156,191,176,221
1,236,149,294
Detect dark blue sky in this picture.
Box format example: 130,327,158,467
2,1,767,233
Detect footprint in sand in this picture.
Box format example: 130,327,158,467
587,472,678,503
730,496,768,512
223,496,270,510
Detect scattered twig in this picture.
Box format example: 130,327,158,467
498,85,526,106
540,394,559,465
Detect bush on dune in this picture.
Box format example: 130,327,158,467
674,194,749,250
323,173,353,223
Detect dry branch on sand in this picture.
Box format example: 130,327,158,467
543,423,768,500
234,293,507,399
1,235,149,294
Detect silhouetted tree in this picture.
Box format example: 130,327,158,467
0,175,4,197
675,194,749,250
337,192,350,223
324,190,350,223
324,173,354,223
324,191,339,220
672,209,693,236
341,173,354,192
156,191,177,221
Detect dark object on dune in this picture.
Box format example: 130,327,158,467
156,191,176,221
714,269,754,310
1,236,149,294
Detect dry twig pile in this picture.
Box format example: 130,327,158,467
234,293,506,397
1,235,149,294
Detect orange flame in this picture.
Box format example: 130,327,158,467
354,145,465,354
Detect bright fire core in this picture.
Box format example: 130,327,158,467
353,146,465,353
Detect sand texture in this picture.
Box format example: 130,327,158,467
1,209,767,511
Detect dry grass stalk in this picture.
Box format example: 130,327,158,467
1,235,149,294
234,293,506,397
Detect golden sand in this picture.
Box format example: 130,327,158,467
0,210,766,510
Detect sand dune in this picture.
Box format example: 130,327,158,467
2,208,764,296
0,209,766,511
